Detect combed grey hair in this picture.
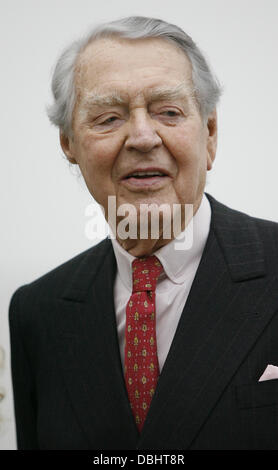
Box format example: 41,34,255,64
47,16,222,137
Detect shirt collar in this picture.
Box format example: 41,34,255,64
111,193,211,290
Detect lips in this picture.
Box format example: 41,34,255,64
122,167,170,180
120,167,170,190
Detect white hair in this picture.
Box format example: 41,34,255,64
47,16,222,137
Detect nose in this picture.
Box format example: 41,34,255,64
124,110,162,153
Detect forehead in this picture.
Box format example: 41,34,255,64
75,37,193,100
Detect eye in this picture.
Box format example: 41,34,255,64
92,115,124,131
161,110,180,117
100,116,119,125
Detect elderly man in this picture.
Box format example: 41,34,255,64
9,16,278,450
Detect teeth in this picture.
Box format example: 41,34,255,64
129,171,165,177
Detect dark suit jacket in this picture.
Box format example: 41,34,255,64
9,193,278,450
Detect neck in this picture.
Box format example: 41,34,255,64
114,196,203,257
116,236,171,257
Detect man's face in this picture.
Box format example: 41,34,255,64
61,37,217,243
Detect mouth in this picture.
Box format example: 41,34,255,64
120,168,170,190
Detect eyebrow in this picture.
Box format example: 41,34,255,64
146,84,193,103
82,91,126,108
81,83,193,109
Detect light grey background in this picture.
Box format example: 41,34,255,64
1,0,278,449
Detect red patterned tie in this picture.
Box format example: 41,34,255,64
124,255,164,432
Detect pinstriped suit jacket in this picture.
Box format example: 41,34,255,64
9,193,278,449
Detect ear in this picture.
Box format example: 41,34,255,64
59,131,78,164
206,109,217,171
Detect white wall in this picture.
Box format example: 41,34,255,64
1,0,278,449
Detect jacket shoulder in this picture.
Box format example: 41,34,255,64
206,193,278,276
206,192,278,232
9,237,112,306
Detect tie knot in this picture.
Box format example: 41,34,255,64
131,255,163,293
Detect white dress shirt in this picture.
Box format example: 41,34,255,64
111,193,211,375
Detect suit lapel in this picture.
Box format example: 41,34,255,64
137,194,278,449
53,238,139,449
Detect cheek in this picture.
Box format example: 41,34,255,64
162,125,208,197
77,134,119,179
163,126,204,169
